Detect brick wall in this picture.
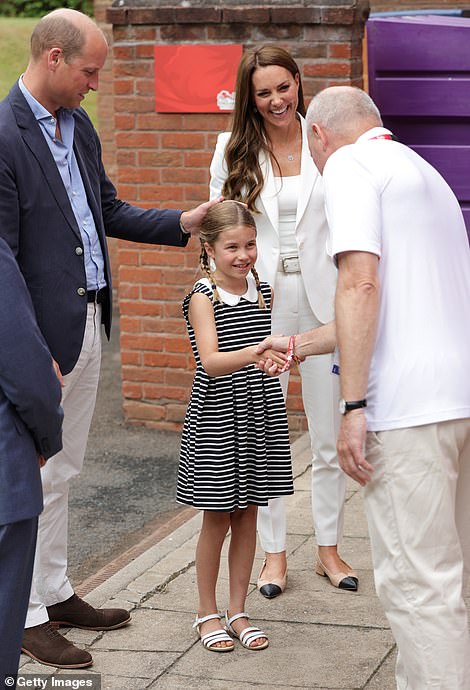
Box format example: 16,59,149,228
370,0,470,10
105,0,369,433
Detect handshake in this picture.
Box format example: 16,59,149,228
254,335,303,376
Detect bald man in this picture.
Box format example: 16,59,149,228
259,86,470,689
0,9,219,669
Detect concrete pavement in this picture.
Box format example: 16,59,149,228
18,433,399,689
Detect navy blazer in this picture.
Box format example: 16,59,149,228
0,82,188,375
0,238,63,525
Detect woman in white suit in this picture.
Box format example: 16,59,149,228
209,45,358,596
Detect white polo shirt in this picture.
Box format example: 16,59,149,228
324,127,470,431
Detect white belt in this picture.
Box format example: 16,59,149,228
278,255,301,273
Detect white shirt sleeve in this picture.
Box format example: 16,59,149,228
323,146,382,260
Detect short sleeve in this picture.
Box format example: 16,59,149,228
323,146,382,261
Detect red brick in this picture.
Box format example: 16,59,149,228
174,8,221,23
165,369,194,387
143,352,188,368
116,132,159,148
207,24,252,41
160,25,208,42
183,113,230,132
161,168,207,185
123,366,164,383
121,351,141,366
222,7,270,23
165,336,190,353
140,186,184,202
271,7,321,24
140,249,185,266
119,266,163,284
119,300,163,317
117,284,140,299
113,45,135,61
123,400,166,422
184,152,213,167
121,333,164,351
136,79,155,97
166,404,187,423
161,133,205,150
114,96,155,114
113,61,153,79
321,7,356,25
127,7,175,24
122,382,142,399
117,150,136,166
139,151,184,167
304,62,351,78
118,249,140,265
114,114,135,130
143,384,188,402
120,316,141,334
137,114,184,131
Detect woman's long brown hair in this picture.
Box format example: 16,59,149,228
222,45,306,212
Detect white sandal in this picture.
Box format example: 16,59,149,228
225,611,269,650
193,613,234,653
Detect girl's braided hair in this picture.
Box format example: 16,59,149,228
199,201,266,309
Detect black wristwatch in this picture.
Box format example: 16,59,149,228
339,398,367,415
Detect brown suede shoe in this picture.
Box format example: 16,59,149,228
47,593,131,631
22,622,93,669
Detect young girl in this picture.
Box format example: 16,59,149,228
177,201,294,652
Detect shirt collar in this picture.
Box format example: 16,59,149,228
18,76,74,134
356,126,393,143
198,273,259,306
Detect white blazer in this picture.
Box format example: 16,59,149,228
209,115,336,324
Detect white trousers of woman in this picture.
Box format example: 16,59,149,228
257,270,344,551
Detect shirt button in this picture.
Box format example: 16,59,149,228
77,287,86,296
75,247,83,256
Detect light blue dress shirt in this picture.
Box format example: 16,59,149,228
19,77,106,291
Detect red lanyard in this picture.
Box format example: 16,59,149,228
369,134,394,141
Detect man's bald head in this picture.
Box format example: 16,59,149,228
306,86,382,140
306,87,382,173
30,8,105,63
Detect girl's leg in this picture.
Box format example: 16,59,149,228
228,506,267,647
196,510,232,649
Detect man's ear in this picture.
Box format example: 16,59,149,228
48,48,62,71
312,123,328,151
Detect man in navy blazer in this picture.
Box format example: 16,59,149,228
0,8,219,669
0,238,63,684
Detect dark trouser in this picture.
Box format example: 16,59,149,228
0,517,38,686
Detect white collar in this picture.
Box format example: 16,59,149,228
197,273,259,305
356,126,393,143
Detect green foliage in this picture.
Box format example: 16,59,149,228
0,1,93,18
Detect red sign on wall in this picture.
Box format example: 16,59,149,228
154,44,242,113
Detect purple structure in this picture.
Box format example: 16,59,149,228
367,14,470,239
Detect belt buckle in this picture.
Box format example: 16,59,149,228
281,255,300,273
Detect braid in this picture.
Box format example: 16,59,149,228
199,246,222,304
251,266,266,309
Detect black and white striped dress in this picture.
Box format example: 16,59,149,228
177,276,293,512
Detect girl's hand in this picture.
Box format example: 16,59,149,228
254,348,287,367
256,357,283,376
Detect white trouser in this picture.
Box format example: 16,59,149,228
364,419,470,690
26,304,102,628
257,271,343,552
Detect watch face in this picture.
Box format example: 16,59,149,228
339,399,346,414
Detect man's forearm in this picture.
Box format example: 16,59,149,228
335,253,380,400
295,321,336,359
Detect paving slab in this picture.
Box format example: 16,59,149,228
18,434,399,690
